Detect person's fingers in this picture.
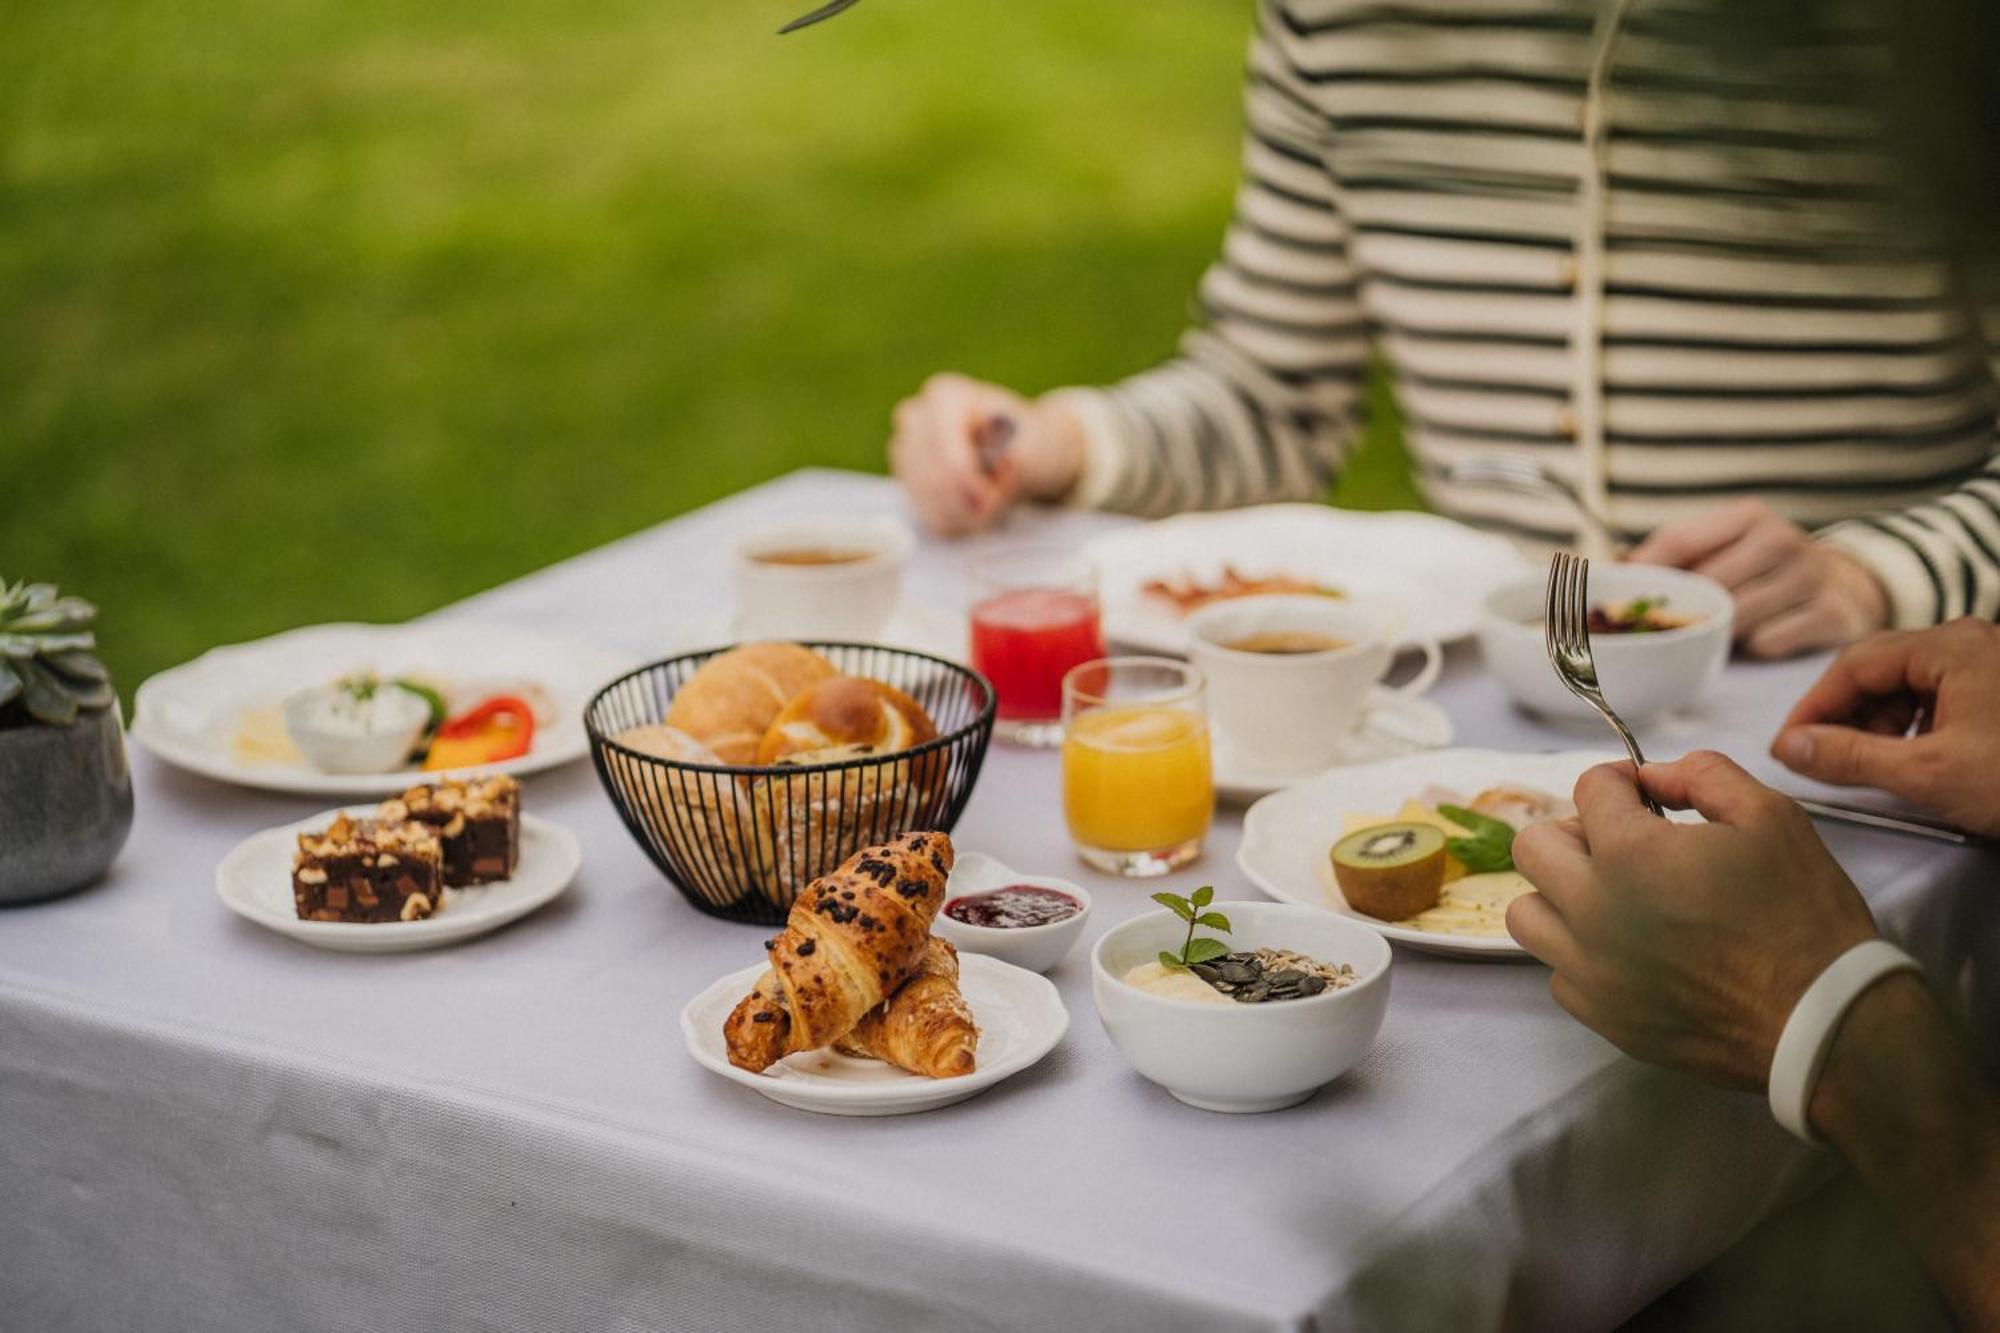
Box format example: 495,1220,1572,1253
1571,760,1654,848
1691,515,1792,592
1627,499,1765,570
1511,818,1592,916
1852,693,1921,738
1505,891,1586,974
1779,631,1932,730
1743,598,1849,660
1729,560,1818,635
1633,750,1779,825
1770,723,1945,798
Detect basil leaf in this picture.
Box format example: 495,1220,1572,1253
1447,834,1514,875
1191,885,1214,909
1158,950,1185,971
1195,911,1232,933
1151,892,1194,921
1437,804,1515,844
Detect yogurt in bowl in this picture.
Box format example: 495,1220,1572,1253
1091,900,1392,1113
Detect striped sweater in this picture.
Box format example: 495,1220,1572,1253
1055,0,2000,628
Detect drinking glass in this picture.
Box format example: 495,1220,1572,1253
1061,657,1213,877
968,548,1105,748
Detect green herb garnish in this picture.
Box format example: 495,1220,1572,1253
1437,804,1516,875
1152,885,1233,970
393,677,447,732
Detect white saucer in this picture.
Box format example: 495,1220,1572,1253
216,805,581,953
673,603,966,662
1211,688,1455,803
681,953,1069,1116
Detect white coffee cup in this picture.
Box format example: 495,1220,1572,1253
732,516,914,641
1186,595,1441,778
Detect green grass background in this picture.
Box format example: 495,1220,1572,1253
2,0,1413,694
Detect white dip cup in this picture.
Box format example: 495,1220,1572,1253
1186,594,1441,779
732,516,914,642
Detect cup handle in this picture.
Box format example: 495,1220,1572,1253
1386,636,1443,700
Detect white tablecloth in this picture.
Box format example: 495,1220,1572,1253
3,470,1992,1332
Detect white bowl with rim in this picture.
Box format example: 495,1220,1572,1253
1476,563,1733,723
731,515,915,642
933,851,1092,975
1091,900,1392,1113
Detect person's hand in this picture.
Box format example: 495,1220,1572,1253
886,374,1084,536
1771,618,2000,838
1627,499,1889,659
1507,752,1878,1091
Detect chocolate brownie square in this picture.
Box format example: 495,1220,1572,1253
379,774,520,887
293,815,443,923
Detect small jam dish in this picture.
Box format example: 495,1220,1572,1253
933,851,1092,975
1091,901,1392,1113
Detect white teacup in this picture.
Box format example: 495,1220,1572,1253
732,516,914,641
1186,595,1441,778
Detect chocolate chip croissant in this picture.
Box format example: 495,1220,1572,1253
723,832,952,1073
835,937,978,1078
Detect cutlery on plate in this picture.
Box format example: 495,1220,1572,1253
1792,798,1985,847
1545,551,1666,816
778,0,859,34
1449,454,1620,559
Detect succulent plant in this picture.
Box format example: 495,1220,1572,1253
0,578,115,728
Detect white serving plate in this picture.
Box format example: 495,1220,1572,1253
216,805,581,953
1085,505,1533,654
1239,748,1681,960
1211,688,1455,804
681,953,1069,1116
132,621,637,796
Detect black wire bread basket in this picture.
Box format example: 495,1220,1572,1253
585,644,996,926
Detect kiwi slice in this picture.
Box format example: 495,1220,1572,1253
1330,822,1450,922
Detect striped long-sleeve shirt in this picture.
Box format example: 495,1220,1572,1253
1054,0,2000,628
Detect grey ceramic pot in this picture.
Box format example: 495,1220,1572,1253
0,706,134,906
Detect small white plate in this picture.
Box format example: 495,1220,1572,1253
1085,505,1532,655
1211,688,1455,804
133,621,637,797
681,953,1069,1116
1239,749,1652,960
216,805,582,953
672,602,967,663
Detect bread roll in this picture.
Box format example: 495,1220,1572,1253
663,643,836,765
754,676,938,765
749,739,951,897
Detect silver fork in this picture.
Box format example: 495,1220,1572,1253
1545,551,1666,816
779,0,860,33
1448,453,1619,559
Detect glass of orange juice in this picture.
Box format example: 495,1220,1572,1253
1061,657,1213,877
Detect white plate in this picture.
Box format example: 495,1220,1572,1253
1085,505,1533,654
681,953,1069,1116
1212,688,1456,804
671,602,967,663
1239,749,1651,960
132,621,637,796
215,806,582,953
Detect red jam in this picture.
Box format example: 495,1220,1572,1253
944,885,1081,930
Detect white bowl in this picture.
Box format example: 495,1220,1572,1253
731,515,914,642
1090,901,1392,1113
1476,564,1733,723
933,851,1092,975
281,686,432,775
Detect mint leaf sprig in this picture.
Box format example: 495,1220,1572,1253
1437,805,1516,875
1152,885,1233,970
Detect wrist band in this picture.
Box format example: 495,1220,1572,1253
1767,939,1921,1146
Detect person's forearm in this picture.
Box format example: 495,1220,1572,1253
1809,972,2000,1323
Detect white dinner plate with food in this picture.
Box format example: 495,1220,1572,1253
1211,688,1456,804
133,621,637,797
215,805,582,953
1239,749,1645,960
1084,505,1533,654
681,954,1070,1116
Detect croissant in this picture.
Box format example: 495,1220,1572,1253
723,832,953,1073
834,937,978,1078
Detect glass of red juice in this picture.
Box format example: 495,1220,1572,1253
969,549,1105,748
